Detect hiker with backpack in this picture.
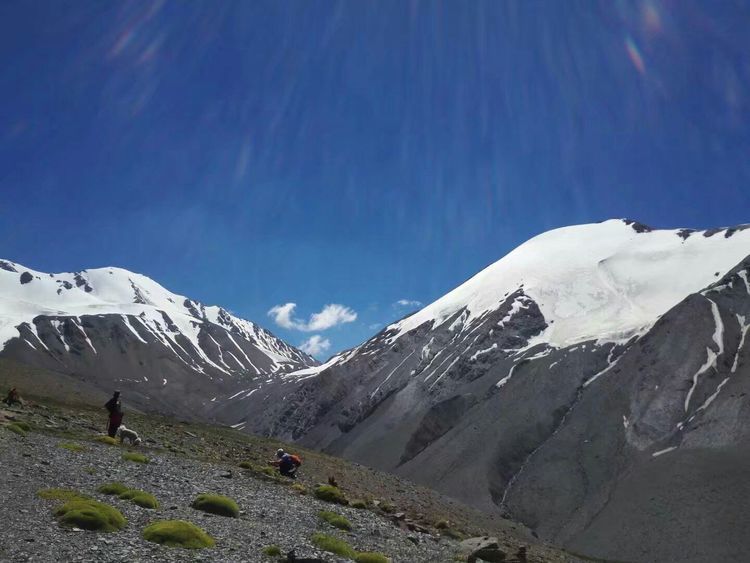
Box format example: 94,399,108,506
270,448,302,478
104,390,123,438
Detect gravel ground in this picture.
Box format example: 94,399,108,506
0,429,460,562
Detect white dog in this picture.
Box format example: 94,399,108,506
116,424,142,446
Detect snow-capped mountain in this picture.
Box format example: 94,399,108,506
0,260,317,416
220,219,750,562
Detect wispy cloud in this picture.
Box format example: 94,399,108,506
268,303,357,331
299,335,331,357
394,299,422,309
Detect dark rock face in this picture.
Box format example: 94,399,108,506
232,255,750,563
0,260,18,273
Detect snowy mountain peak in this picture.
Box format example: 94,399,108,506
0,260,317,374
388,219,750,349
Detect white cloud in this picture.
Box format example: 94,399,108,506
267,303,357,332
307,304,357,331
394,299,423,308
267,303,299,329
299,335,331,357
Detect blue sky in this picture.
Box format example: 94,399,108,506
2,1,750,358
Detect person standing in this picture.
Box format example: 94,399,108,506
104,391,123,437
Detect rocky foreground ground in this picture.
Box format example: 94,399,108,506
0,400,571,563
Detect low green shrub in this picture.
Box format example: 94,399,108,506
318,510,352,531
142,520,215,549
37,488,90,502
13,421,31,431
291,483,308,495
311,533,356,559
354,553,390,563
378,501,395,513
54,499,126,532
122,452,149,464
191,494,239,518
313,485,348,505
350,499,368,509
95,436,118,446
239,461,278,477
59,442,86,452
441,527,465,540
262,545,282,556
435,519,450,529
98,482,129,495
6,423,26,436
118,489,159,509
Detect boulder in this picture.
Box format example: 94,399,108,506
458,537,506,562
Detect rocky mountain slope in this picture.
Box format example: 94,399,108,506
0,261,317,418
0,390,568,563
222,219,750,562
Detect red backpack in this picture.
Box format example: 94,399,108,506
289,454,302,466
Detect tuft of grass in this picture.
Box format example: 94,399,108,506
6,423,26,436
291,483,308,495
118,489,159,509
122,452,149,464
37,488,90,502
191,494,239,518
354,553,390,563
378,501,395,513
142,520,215,549
435,520,450,529
313,485,348,505
98,482,129,495
54,499,126,532
85,467,97,475
350,499,368,509
239,461,278,478
13,421,31,431
441,527,466,540
262,545,282,557
95,436,118,446
311,533,356,559
59,442,87,452
318,510,352,531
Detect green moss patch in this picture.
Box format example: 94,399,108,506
311,533,356,559
318,510,352,531
350,499,368,509
239,461,279,478
6,423,26,436
59,442,87,452
313,485,348,505
122,452,149,464
311,533,390,562
262,545,282,556
54,499,126,532
118,489,159,509
441,527,465,540
142,520,215,549
291,483,308,495
354,553,390,563
191,494,239,518
37,488,90,502
98,482,129,495
95,436,118,446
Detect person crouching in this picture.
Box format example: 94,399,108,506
269,448,302,478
